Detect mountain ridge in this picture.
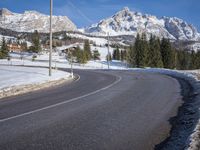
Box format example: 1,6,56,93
84,7,200,41
0,8,77,33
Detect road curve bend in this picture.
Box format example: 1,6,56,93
0,70,182,150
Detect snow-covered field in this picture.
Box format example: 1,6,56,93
5,51,127,70
0,59,127,70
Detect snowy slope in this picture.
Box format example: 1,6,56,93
84,7,200,41
66,33,108,46
0,8,77,33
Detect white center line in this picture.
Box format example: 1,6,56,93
0,74,122,123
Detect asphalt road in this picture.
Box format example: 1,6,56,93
0,70,182,150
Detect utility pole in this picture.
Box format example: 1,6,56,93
49,0,53,76
107,33,110,70
69,49,74,78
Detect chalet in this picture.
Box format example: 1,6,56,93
56,43,80,53
7,43,22,52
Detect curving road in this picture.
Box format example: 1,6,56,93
0,69,182,150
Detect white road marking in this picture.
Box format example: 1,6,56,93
0,74,122,123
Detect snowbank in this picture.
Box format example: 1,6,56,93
0,66,71,98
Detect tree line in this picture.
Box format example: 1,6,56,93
1,31,199,70
128,33,200,70
112,46,127,62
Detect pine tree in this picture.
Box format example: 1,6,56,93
193,51,200,69
124,50,128,62
134,33,148,68
160,38,175,69
147,35,163,68
176,50,190,70
127,45,135,67
112,46,120,60
197,51,200,69
80,51,87,64
116,47,120,60
84,40,92,61
120,50,125,61
31,30,41,53
93,49,100,60
74,46,82,63
146,35,153,67
134,34,141,67
74,46,87,64
189,51,196,70
112,49,116,60
0,37,9,59
140,33,149,67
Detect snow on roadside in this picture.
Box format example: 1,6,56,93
183,70,200,150
0,65,71,98
169,69,200,150
188,122,200,150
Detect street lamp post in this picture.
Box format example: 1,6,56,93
49,0,53,76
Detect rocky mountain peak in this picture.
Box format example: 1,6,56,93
120,7,131,14
0,8,77,33
0,8,13,16
114,7,132,18
84,7,200,41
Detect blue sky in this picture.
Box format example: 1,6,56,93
0,0,199,30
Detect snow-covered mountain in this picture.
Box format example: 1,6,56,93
84,7,200,41
0,8,77,33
